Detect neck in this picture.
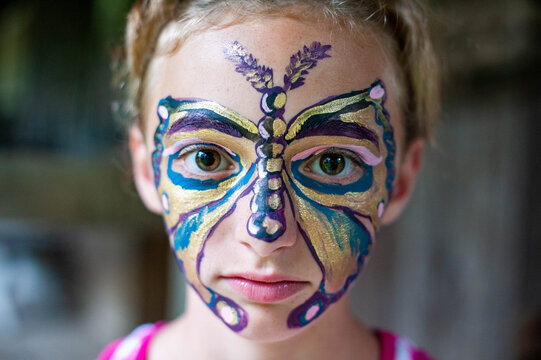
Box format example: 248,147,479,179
152,289,379,360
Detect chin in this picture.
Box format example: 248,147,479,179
235,304,307,343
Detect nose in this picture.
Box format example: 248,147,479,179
234,192,297,258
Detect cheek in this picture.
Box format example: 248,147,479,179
156,156,252,332
284,150,389,292
286,185,377,294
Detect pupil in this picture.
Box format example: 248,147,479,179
196,150,220,171
320,154,345,175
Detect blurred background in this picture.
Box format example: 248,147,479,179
0,0,539,359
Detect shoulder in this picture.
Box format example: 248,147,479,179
374,329,434,360
97,322,167,360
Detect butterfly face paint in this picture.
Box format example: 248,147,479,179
152,41,395,332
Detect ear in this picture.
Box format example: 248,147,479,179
381,138,424,225
129,125,163,214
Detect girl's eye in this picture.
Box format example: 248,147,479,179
319,153,345,175
302,148,365,184
194,149,221,171
171,144,236,179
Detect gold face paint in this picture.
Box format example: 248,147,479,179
152,39,395,332
153,98,258,331
282,83,395,327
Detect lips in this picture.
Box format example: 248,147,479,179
223,273,309,303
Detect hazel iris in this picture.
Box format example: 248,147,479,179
320,154,345,175
196,150,220,171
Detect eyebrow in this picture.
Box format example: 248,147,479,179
284,90,381,147
287,114,379,147
165,102,259,141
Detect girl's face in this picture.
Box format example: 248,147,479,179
141,16,404,340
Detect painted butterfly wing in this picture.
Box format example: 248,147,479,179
283,81,395,294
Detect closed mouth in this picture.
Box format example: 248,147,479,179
222,274,309,303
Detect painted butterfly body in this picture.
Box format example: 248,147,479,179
152,41,396,332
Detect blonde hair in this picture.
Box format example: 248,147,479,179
121,0,439,144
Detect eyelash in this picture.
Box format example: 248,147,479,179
172,143,236,177
302,147,366,180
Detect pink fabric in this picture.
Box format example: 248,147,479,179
375,329,434,360
98,323,433,359
97,339,123,360
97,322,166,360
377,329,396,360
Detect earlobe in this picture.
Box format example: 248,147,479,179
129,125,163,214
380,138,424,225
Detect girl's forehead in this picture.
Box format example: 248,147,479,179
145,17,403,148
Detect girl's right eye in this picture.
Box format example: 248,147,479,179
189,149,224,172
171,144,237,181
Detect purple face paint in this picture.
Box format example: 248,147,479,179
152,40,396,332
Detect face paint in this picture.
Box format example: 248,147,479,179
282,84,395,327
223,41,332,240
152,41,395,332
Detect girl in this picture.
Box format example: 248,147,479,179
99,0,439,358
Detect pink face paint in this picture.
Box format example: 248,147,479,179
291,144,383,166
369,85,385,99
158,105,169,120
152,37,396,333
162,193,169,212
378,201,385,218
305,304,320,321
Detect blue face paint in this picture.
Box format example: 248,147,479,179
152,40,396,332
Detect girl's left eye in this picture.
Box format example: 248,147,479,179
302,148,365,184
318,153,346,175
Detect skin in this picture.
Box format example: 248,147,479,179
130,15,424,360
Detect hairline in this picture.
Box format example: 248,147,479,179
139,8,407,152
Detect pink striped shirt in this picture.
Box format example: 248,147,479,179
98,323,433,360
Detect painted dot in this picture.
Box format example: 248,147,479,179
268,177,282,191
378,201,385,218
272,119,286,137
369,85,385,99
258,121,271,140
161,193,169,212
220,305,236,324
305,305,319,321
268,193,282,210
261,93,273,114
158,105,168,119
266,158,283,173
272,143,284,157
262,216,282,235
273,92,287,109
